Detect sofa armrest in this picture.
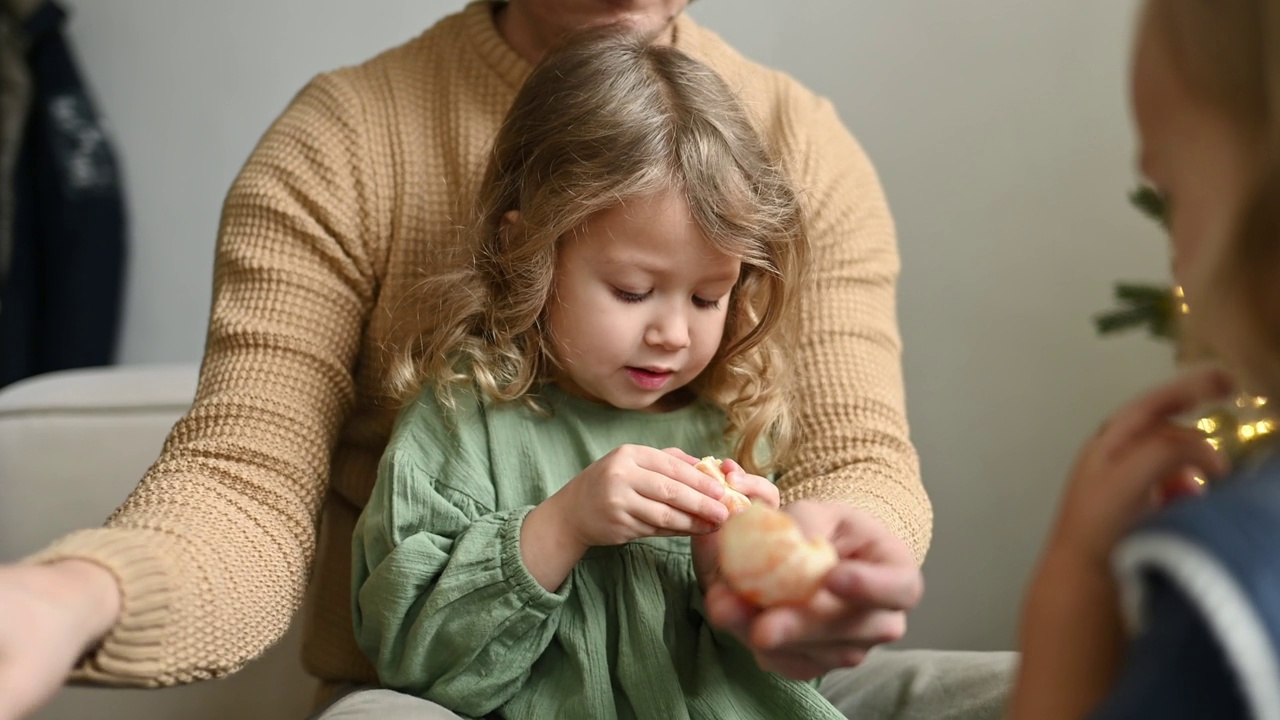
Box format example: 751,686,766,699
0,364,314,720
0,364,198,557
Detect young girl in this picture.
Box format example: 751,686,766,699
346,30,840,719
1013,0,1280,718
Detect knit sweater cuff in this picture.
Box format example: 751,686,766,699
783,481,931,567
850,495,929,568
24,528,174,686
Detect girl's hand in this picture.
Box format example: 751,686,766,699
1049,366,1233,569
720,458,781,509
665,449,779,592
551,444,729,549
1011,369,1233,720
663,449,779,508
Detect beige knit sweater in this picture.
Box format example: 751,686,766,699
30,1,931,692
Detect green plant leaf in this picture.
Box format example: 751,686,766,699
1129,185,1168,228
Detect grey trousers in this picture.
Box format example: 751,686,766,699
314,648,1016,719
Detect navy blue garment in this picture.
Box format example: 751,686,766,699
1090,573,1247,719
0,1,126,388
1093,450,1280,720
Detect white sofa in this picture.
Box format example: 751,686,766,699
0,365,314,720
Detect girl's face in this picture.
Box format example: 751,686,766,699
545,190,741,412
1130,3,1254,303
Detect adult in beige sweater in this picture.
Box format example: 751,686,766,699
0,1,1013,718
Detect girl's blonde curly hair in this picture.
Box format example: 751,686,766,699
389,29,810,475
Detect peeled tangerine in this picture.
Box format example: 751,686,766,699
694,456,752,515
718,502,838,607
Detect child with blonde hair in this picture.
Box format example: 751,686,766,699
1013,0,1280,717
345,29,844,719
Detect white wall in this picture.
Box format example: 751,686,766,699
62,0,448,363
63,0,1172,652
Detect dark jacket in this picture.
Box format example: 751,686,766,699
1094,448,1280,719
0,0,126,388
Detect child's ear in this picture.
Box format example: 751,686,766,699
500,210,521,232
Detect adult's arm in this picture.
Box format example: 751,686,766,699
23,70,381,685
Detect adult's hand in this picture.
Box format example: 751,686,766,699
0,560,121,720
702,500,923,680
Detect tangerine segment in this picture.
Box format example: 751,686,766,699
694,456,752,515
